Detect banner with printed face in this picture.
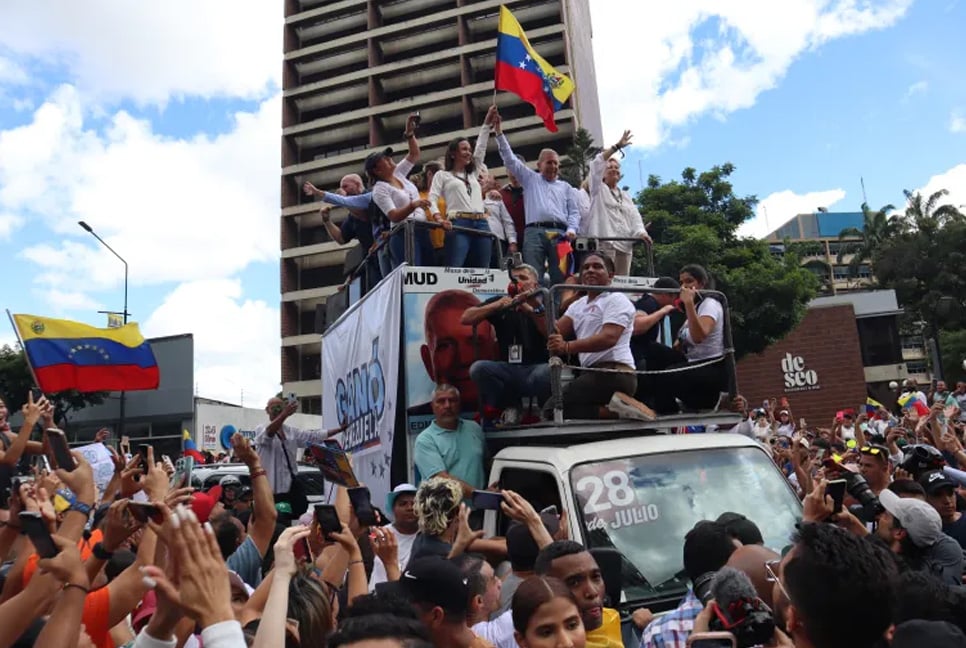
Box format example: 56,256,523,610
322,268,402,514
402,266,511,478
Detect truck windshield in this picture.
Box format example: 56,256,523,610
570,446,801,605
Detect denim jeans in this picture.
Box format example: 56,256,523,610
389,223,433,267
523,226,565,285
445,218,493,268
377,243,393,277
470,360,552,409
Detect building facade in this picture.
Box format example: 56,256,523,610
737,290,911,423
280,0,603,413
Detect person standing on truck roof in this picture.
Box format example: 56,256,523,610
462,263,551,427
547,252,643,421
414,384,486,498
491,106,579,286
253,396,343,517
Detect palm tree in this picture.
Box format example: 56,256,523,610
901,188,965,234
836,202,899,280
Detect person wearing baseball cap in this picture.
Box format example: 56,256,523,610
876,488,964,586
400,556,491,648
369,483,420,591
920,470,966,550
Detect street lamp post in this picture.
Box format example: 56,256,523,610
78,221,129,439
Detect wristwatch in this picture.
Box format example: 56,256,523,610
92,542,114,561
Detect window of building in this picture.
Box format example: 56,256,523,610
856,316,902,367
906,360,929,375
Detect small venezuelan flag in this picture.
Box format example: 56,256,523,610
12,314,159,393
897,392,930,417
495,5,575,132
865,397,883,415
182,429,206,464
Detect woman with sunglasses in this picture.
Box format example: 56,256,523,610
511,576,586,648
428,126,493,269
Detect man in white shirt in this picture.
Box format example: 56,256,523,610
253,396,341,516
368,483,419,591
547,253,639,419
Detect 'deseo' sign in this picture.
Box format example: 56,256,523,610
782,353,819,392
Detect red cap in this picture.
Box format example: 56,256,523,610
132,591,157,632
191,485,223,523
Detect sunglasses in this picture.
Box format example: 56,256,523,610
859,445,889,456
764,559,792,604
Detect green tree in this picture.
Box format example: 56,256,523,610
632,164,819,358
0,344,107,426
901,188,965,234
559,127,600,188
835,201,900,279
939,329,966,385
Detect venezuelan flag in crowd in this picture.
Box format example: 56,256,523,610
182,429,206,464
897,392,930,417
12,314,159,393
865,397,883,415
494,5,575,132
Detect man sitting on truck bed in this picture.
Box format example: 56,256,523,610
547,252,649,420
462,262,551,427
414,384,486,498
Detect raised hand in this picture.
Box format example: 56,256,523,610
274,525,313,578
303,181,321,196
616,130,633,149
231,432,259,467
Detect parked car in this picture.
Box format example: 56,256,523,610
189,462,327,507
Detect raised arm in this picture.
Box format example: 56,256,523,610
320,206,346,245
231,433,277,556
474,106,498,167
0,394,48,465
403,113,420,164
461,296,512,326
493,114,532,185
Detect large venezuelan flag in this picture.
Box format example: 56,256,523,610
12,314,159,393
495,5,575,132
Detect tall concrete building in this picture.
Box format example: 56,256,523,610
280,0,603,413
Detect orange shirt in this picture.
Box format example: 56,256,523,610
22,529,103,587
82,585,113,648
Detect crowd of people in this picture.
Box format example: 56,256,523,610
1,369,966,648
301,106,651,287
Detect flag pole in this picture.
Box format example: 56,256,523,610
5,310,42,390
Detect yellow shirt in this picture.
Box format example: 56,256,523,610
586,608,623,648
421,190,447,249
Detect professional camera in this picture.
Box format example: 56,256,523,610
898,444,945,480
709,597,775,647
693,571,717,604
841,471,884,517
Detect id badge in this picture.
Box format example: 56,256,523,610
508,344,523,364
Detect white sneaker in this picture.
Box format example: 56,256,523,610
607,392,657,421
499,407,522,426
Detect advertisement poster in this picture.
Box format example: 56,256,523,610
402,266,510,455
321,268,402,513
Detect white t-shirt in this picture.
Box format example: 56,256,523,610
429,169,484,216
679,298,725,362
372,158,426,222
775,422,795,438
367,525,417,592
472,611,516,648
566,291,636,368
840,425,856,441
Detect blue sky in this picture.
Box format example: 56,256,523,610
0,1,963,403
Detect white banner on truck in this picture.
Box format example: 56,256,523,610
322,268,402,513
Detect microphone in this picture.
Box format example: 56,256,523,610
709,567,775,647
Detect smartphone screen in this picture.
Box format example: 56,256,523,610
471,490,505,511
314,504,342,536
347,486,378,526
293,536,313,563
826,479,847,514
139,445,152,470
19,511,59,559
46,429,76,472
540,504,559,517
128,502,165,525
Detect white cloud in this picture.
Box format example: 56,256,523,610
0,2,281,105
950,111,966,133
2,85,281,295
903,80,928,100
739,188,847,239
37,289,104,313
912,163,966,211
0,211,21,239
591,0,913,148
0,56,27,85
142,279,280,405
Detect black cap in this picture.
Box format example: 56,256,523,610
364,147,394,175
919,470,957,495
400,557,469,615
715,512,764,545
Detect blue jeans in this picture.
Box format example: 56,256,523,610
523,226,565,285
470,360,552,409
389,224,433,267
445,218,493,268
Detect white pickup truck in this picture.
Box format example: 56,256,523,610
483,418,803,642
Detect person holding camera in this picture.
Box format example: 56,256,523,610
583,130,651,276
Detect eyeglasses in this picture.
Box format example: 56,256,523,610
764,559,791,604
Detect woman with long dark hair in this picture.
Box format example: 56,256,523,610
428,136,493,268
511,576,586,648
